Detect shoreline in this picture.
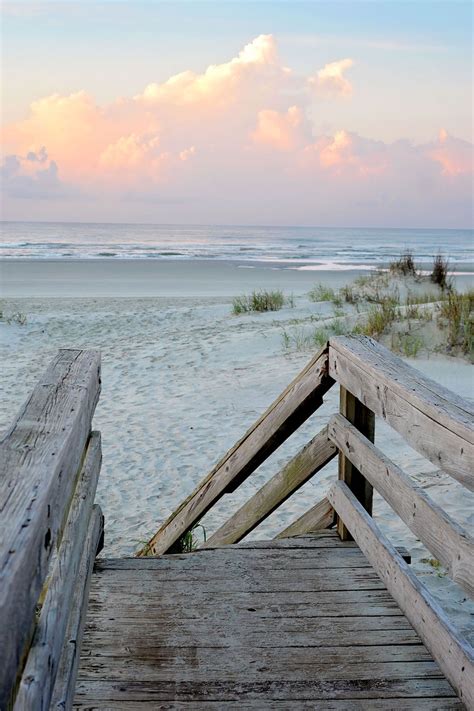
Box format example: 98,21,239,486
1,258,473,298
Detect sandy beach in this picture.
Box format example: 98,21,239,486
1,258,473,642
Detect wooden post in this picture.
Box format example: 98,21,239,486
337,387,374,540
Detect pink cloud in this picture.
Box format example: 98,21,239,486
1,34,472,225
308,58,354,97
251,106,306,151
428,129,473,177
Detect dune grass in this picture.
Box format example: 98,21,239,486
308,283,342,306
430,253,450,290
389,250,418,277
390,332,424,358
232,289,287,314
282,318,351,351
438,289,473,355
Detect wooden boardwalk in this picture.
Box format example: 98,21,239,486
1,338,472,710
73,532,462,709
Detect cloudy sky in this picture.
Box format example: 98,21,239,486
1,1,472,227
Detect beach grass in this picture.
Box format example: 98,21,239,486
438,289,474,355
389,249,418,278
391,332,424,358
430,253,450,290
282,317,351,351
232,289,287,314
308,283,342,306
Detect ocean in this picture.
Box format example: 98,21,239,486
1,222,473,273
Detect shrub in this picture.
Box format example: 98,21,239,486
430,253,450,290
389,250,418,277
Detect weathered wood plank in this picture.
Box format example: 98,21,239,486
329,413,474,596
14,432,101,711
139,344,334,556
78,643,429,665
82,614,418,651
88,568,387,594
72,700,465,710
73,677,457,702
337,386,375,540
50,504,104,711
328,480,474,709
275,497,333,538
328,336,474,488
0,349,101,710
202,426,337,547
99,547,372,570
87,586,399,611
86,599,404,619
78,658,444,683
206,532,358,549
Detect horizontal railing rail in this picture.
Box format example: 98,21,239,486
328,335,473,489
329,412,474,596
0,349,103,710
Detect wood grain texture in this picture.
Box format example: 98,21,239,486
0,349,101,710
51,505,104,711
74,678,459,704
328,336,474,489
14,434,101,711
203,426,336,547
337,386,375,540
329,413,474,596
275,497,333,538
328,481,474,709
74,533,459,707
140,345,334,556
72,700,465,710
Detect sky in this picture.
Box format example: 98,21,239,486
1,0,473,227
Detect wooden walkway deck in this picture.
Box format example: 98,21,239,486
74,532,462,709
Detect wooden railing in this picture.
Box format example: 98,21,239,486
0,349,103,710
141,335,474,707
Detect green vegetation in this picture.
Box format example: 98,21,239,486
282,318,351,351
308,283,342,306
389,250,418,277
391,332,424,358
135,520,207,557
421,557,446,578
430,253,450,290
339,284,358,303
139,522,207,556
356,298,399,338
171,522,207,553
232,289,286,314
438,289,473,356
